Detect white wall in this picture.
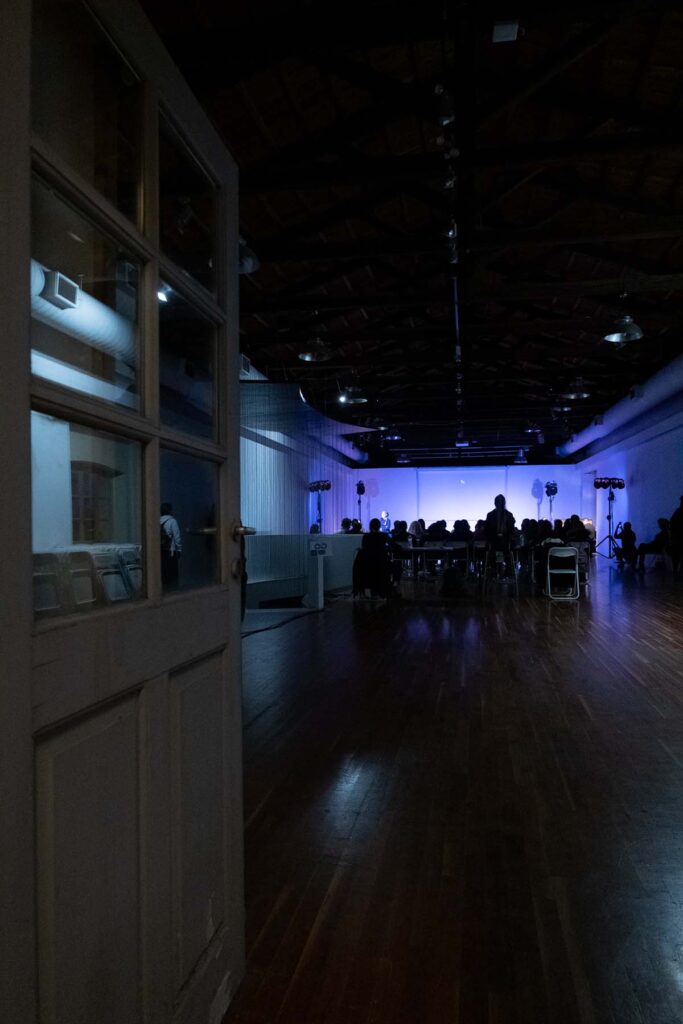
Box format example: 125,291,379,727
579,407,683,541
357,465,584,528
240,431,358,585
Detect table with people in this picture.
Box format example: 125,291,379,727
342,491,683,599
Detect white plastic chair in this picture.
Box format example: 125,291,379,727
545,546,580,601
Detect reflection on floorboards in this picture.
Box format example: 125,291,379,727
225,564,683,1024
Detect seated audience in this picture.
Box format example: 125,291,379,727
339,517,352,533
451,519,472,541
670,496,683,574
472,519,487,542
353,517,397,598
408,518,426,545
636,518,670,571
391,520,409,543
564,515,589,543
348,518,363,534
426,519,450,541
614,522,637,567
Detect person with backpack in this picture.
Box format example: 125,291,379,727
160,502,182,590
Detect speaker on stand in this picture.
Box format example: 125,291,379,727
356,480,365,527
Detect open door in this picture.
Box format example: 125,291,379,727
1,1,244,1020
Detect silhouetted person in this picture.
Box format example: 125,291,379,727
391,520,409,543
485,495,517,578
353,517,397,598
670,496,683,574
485,495,516,551
408,518,426,545
614,522,637,567
636,518,670,571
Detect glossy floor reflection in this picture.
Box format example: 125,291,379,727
226,562,683,1024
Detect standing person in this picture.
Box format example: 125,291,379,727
160,502,182,590
379,510,392,533
670,496,683,574
485,494,517,577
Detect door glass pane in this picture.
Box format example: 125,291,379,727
159,283,216,438
159,116,216,291
160,450,218,592
31,0,141,223
31,411,143,619
31,177,140,410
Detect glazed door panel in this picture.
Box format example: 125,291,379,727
16,1,245,1022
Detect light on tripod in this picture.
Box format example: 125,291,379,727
593,477,625,489
545,481,558,497
308,480,331,492
594,478,625,559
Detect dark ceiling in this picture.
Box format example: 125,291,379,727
140,0,683,466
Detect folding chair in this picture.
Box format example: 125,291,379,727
545,546,580,601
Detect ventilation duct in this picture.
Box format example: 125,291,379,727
30,259,136,362
556,353,683,456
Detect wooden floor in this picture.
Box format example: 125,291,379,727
225,565,683,1024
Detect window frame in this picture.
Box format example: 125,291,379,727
29,0,236,624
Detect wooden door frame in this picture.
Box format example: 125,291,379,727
0,1,36,1018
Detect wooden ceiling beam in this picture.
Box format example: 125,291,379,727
243,129,683,194
249,218,683,264
242,271,683,313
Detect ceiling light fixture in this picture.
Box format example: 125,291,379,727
338,386,367,405
298,337,333,362
560,377,590,400
603,315,644,344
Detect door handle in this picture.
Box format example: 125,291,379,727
233,524,256,541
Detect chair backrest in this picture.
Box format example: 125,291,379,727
548,546,578,565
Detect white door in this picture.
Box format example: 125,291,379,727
0,2,244,1021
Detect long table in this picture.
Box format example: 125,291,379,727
397,541,482,575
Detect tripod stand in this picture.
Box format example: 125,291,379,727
595,489,618,559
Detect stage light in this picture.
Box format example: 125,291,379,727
545,481,558,497
308,480,331,492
